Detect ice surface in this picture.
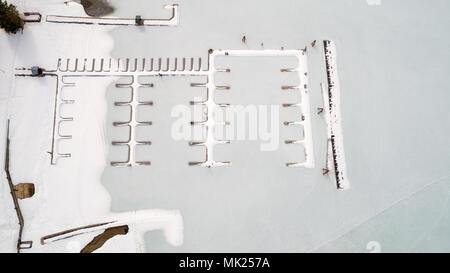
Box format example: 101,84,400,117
1,0,449,252
105,0,450,252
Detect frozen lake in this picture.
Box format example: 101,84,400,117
101,0,450,252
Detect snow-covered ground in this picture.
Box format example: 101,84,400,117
0,25,20,253
0,0,183,253
1,0,449,253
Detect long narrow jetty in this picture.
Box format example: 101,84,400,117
323,40,350,190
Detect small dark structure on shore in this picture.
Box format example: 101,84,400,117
13,183,35,199
31,66,43,76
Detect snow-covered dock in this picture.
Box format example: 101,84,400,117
46,4,179,26
15,49,315,169
323,40,350,190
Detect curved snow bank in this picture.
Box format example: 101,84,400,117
112,209,184,248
